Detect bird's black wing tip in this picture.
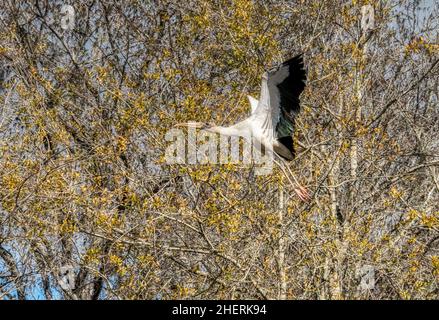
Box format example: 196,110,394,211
283,53,304,67
277,136,295,160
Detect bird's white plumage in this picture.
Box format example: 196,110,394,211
176,55,305,161
174,55,308,200
251,65,290,143
247,95,259,114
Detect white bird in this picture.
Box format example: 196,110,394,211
175,55,309,201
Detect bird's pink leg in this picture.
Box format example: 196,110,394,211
273,158,310,202
284,163,310,202
294,184,310,202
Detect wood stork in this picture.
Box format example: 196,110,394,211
175,54,309,201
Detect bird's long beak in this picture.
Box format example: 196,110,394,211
174,121,204,129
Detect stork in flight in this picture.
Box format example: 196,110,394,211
175,54,309,201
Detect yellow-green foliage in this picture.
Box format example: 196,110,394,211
0,0,438,300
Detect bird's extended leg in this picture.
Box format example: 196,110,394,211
285,164,310,202
273,157,310,202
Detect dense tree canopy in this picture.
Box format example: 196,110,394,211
0,0,438,299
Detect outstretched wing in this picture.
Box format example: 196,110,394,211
252,55,306,143
274,55,306,138
247,95,259,114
